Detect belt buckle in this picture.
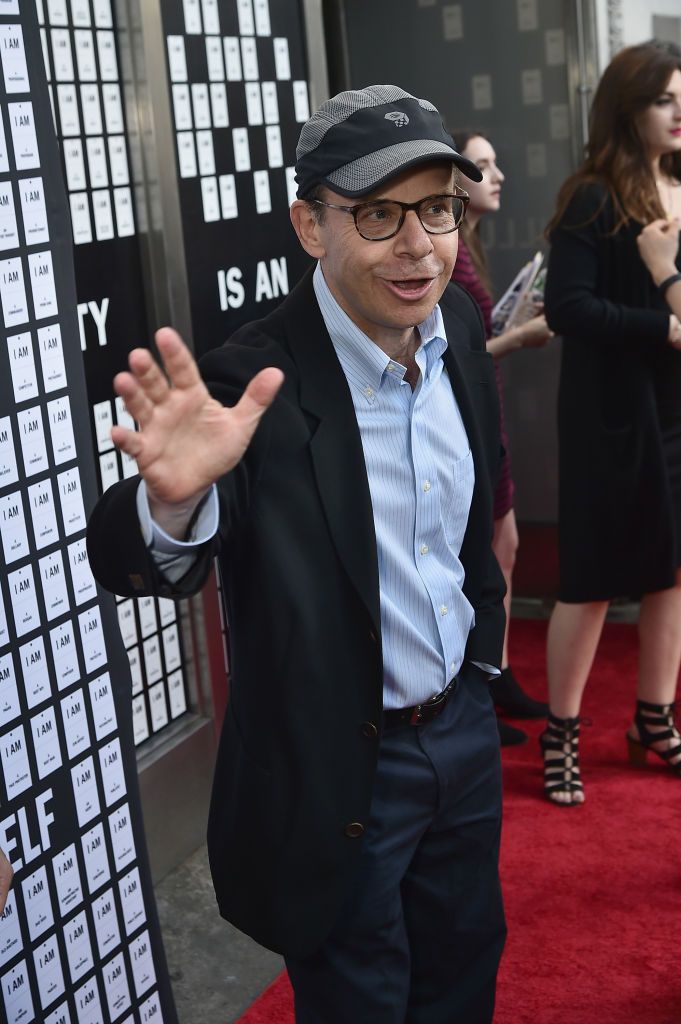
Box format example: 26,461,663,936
409,705,423,725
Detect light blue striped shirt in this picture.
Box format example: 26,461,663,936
141,266,482,708
313,264,475,709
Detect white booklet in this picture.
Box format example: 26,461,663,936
491,250,545,335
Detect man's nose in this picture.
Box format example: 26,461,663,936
395,210,433,257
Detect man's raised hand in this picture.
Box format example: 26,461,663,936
111,327,283,537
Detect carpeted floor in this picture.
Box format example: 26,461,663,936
236,619,681,1024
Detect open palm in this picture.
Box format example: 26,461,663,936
112,327,284,512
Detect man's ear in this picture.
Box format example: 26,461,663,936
290,200,326,258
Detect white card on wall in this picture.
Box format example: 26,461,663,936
201,0,220,34
47,0,68,23
39,550,70,621
102,83,123,132
196,129,215,175
71,0,92,26
47,395,76,465
92,188,115,240
2,960,34,1024
0,181,19,251
9,564,41,637
21,865,53,940
206,36,224,81
149,682,168,732
517,0,538,31
1,723,33,799
51,620,81,692
31,705,62,779
72,754,101,827
74,29,97,80
472,74,493,110
20,636,51,708
254,0,271,36
201,175,220,222
232,127,250,171
109,803,136,872
113,186,135,237
237,0,255,35
20,177,50,247
253,169,271,214
442,5,463,41
86,135,108,187
29,250,59,321
117,599,136,648
138,597,157,639
245,81,263,126
96,31,118,80
89,672,117,740
521,68,543,105
223,37,242,81
34,932,65,1010
0,894,23,970
118,867,146,936
104,950,131,1021
0,114,9,173
0,256,28,328
183,0,202,34
51,27,74,81
0,490,29,564
293,81,309,123
241,37,259,80
210,83,228,127
9,102,40,169
261,81,278,124
191,82,211,128
285,165,296,207
273,38,290,80
265,125,283,168
545,28,566,65
93,0,113,27
0,416,19,488
7,331,39,403
177,131,197,178
94,400,114,453
17,405,49,478
0,588,8,650
167,36,188,83
79,604,107,673
61,688,91,760
99,737,126,806
99,449,119,491
28,477,59,550
0,24,30,93
38,323,67,391
162,623,181,672
57,86,80,137
132,693,149,745
219,174,238,218
0,651,20,730
81,85,103,135
168,669,187,718
130,930,156,998
64,909,94,982
172,83,192,130
75,974,103,1024
81,821,110,894
53,844,84,917
550,103,570,140
143,634,162,684
68,539,97,606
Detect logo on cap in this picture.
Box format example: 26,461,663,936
385,111,410,127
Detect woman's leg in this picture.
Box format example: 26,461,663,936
543,599,609,804
629,568,681,765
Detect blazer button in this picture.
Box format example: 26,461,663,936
361,722,378,738
344,822,365,839
368,628,378,643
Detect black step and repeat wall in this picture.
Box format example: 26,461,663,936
36,0,191,749
160,0,312,358
0,2,177,1021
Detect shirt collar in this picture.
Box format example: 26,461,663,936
313,263,448,396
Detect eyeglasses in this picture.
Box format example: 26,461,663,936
309,190,469,241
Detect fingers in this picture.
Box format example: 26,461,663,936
232,367,285,430
110,424,144,459
112,371,153,426
155,327,206,392
0,850,13,915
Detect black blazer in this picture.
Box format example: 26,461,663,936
545,182,681,601
87,269,505,957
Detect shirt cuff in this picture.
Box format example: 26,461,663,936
136,480,219,553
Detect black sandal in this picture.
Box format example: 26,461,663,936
540,713,584,805
627,700,681,776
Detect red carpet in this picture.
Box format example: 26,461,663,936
236,619,681,1024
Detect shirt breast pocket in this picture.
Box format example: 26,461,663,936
440,448,475,549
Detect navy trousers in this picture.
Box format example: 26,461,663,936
286,662,506,1024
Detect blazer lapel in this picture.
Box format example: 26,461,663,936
281,274,382,635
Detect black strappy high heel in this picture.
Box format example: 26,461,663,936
627,700,681,776
540,713,584,806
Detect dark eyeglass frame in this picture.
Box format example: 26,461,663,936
309,189,470,241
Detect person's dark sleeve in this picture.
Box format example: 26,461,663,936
544,183,670,347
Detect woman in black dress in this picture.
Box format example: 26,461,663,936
542,40,681,805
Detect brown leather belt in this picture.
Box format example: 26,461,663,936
383,677,458,727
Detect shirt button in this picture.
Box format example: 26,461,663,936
423,480,431,492
420,544,429,555
440,605,448,616
363,387,374,398
387,363,396,373
344,822,365,839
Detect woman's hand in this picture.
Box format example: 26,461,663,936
637,219,680,284
668,314,681,349
487,314,553,358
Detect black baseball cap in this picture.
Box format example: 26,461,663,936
295,84,482,199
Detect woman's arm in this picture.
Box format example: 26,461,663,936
486,313,553,357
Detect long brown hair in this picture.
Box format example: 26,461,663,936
547,40,681,236
450,129,494,295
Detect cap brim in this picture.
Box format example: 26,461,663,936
322,139,482,198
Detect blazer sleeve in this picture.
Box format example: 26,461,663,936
544,183,670,347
